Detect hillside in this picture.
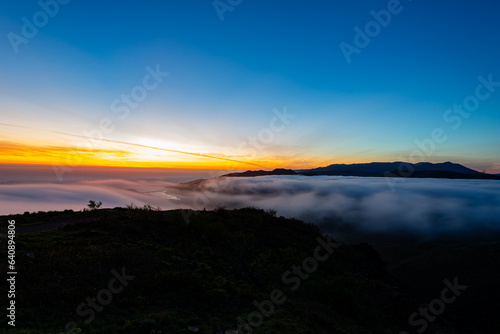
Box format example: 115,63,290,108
0,207,482,334
224,162,500,180
303,161,483,176
223,168,297,177
385,169,500,180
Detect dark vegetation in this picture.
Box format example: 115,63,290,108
303,161,483,175
0,207,495,333
384,169,500,179
224,169,297,177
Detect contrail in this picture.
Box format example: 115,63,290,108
0,122,264,167
0,123,31,129
51,131,264,168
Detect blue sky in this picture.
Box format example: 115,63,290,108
1,0,499,171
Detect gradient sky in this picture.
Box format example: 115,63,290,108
1,0,499,172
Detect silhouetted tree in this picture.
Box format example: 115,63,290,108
87,200,102,210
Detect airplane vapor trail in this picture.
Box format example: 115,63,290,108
51,131,264,168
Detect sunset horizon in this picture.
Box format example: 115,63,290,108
2,1,500,174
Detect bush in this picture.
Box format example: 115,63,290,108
87,200,102,210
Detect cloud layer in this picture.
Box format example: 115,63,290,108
2,175,500,242
169,176,500,242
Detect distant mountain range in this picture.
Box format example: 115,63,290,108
302,161,481,175
224,162,500,180
224,168,297,177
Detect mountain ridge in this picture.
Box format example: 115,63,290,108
223,168,297,177
223,162,500,180
303,161,481,175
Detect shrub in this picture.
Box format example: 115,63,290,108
87,200,102,210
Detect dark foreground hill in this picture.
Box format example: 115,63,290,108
1,207,498,333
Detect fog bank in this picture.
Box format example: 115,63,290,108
2,174,500,242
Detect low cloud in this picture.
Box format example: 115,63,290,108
168,176,500,242
2,175,500,242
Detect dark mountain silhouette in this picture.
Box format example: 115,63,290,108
298,162,500,180
303,161,482,175
224,168,297,177
225,162,500,180
385,169,500,180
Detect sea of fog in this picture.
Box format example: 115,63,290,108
1,167,500,242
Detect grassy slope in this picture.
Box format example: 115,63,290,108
1,207,463,334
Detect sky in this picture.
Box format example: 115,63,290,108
1,0,500,172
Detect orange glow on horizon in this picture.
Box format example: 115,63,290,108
0,129,412,172
0,124,372,172
0,141,309,171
